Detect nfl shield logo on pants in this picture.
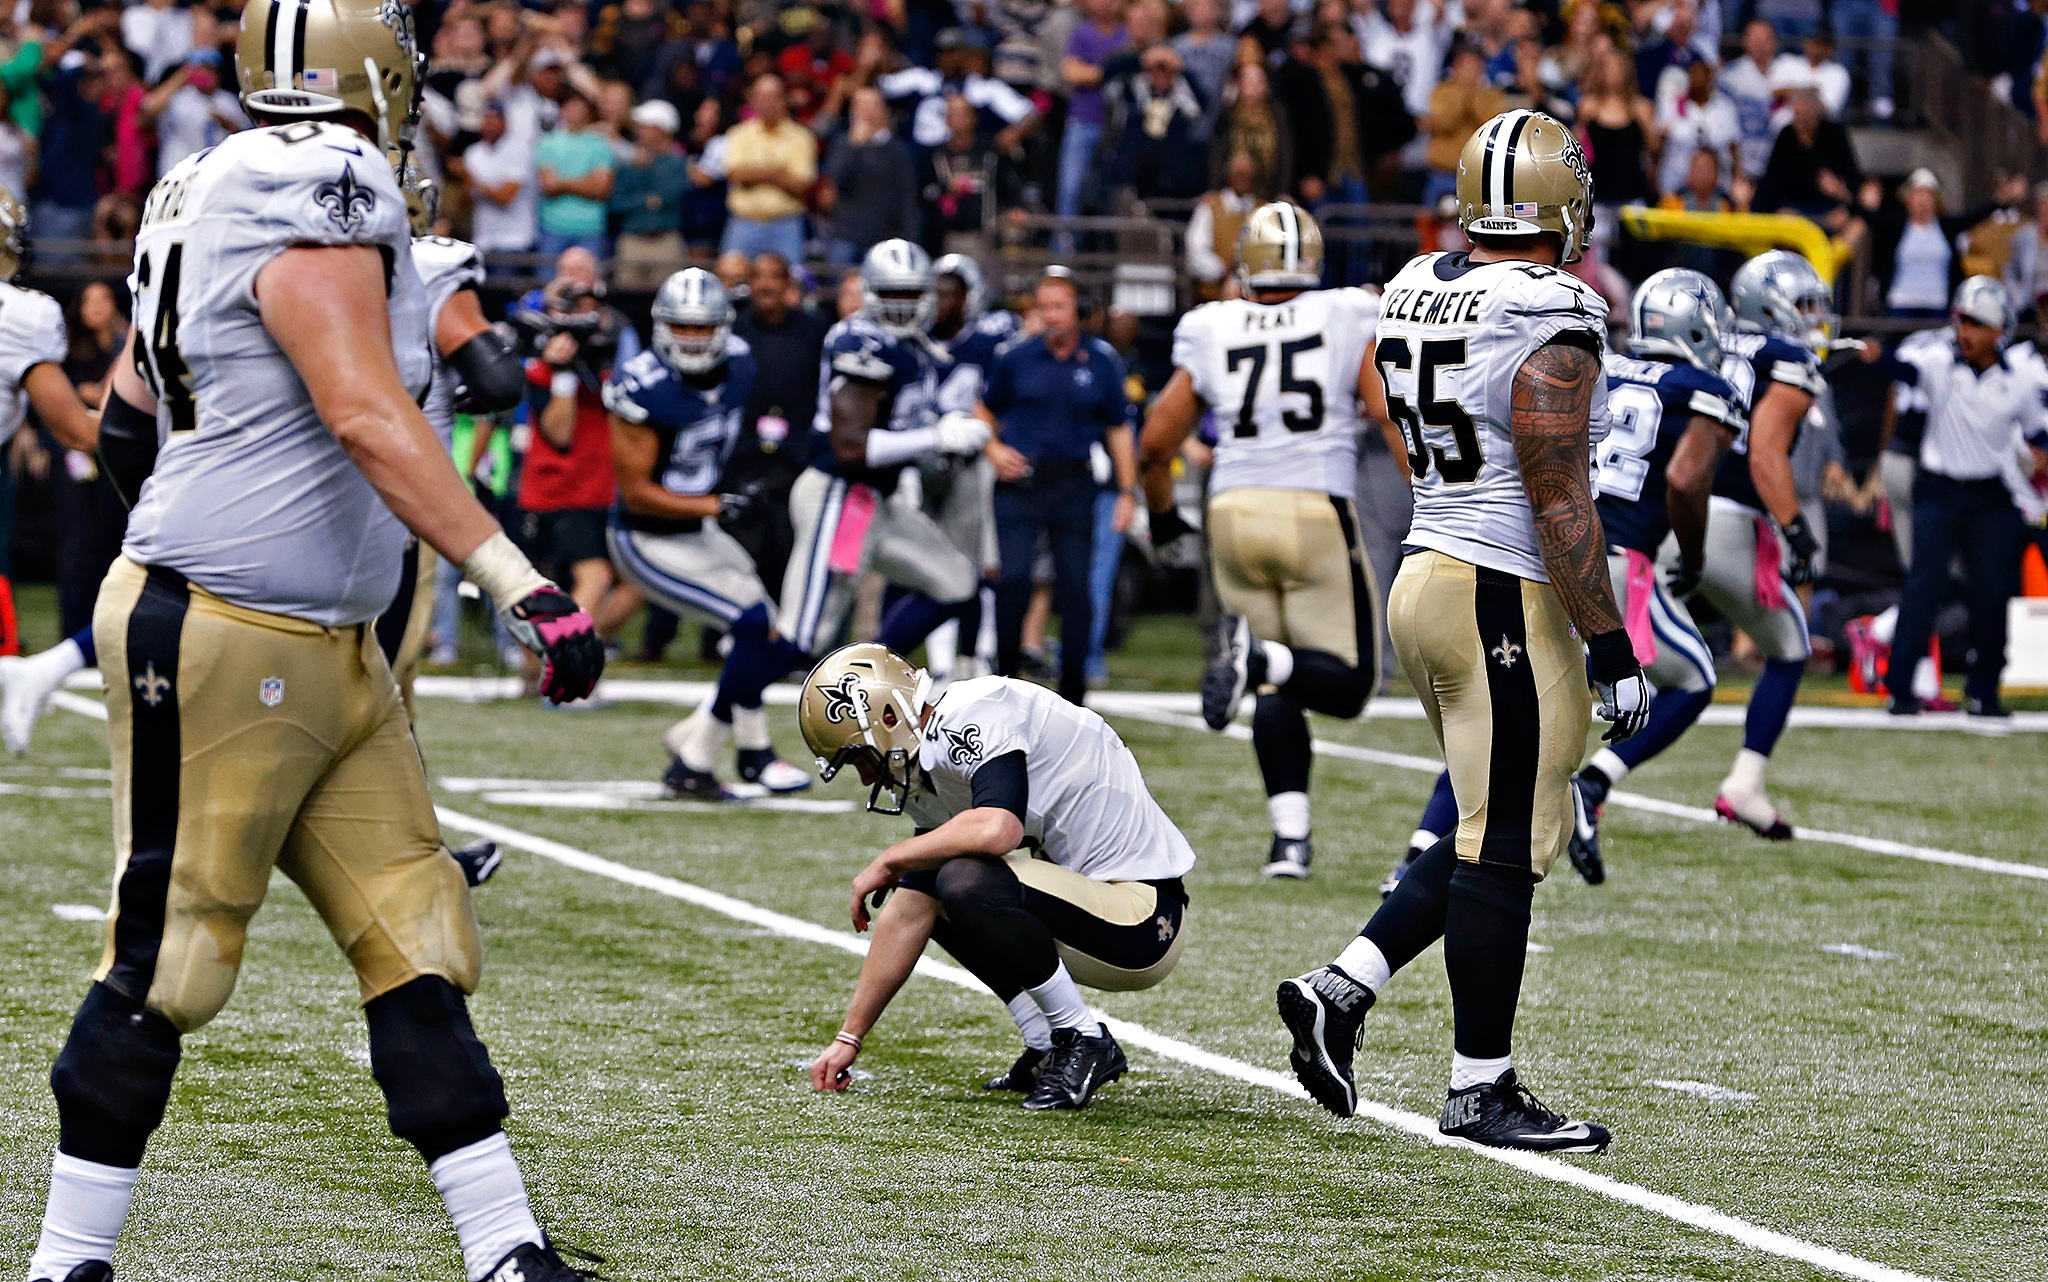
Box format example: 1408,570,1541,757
259,677,285,708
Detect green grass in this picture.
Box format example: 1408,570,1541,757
3,583,2046,1281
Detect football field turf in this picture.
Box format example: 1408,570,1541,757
3,640,2045,1279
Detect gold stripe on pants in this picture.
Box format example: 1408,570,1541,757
93,558,481,1033
1387,549,1588,876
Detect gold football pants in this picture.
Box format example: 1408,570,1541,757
1388,549,1588,876
1206,486,1378,669
92,558,481,1033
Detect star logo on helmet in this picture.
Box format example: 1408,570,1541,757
315,166,376,233
820,672,867,725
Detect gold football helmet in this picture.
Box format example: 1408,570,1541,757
1455,109,1595,263
237,0,421,155
0,191,28,281
797,643,933,815
1236,201,1323,290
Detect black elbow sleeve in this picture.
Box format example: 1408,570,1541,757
449,327,527,415
97,390,160,509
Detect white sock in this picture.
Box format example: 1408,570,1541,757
428,1132,544,1282
1586,747,1630,785
29,1152,138,1282
1025,962,1101,1036
1260,640,1293,687
1913,655,1940,700
731,704,771,752
1268,791,1310,841
44,638,88,681
1334,936,1391,992
1006,991,1054,1052
1449,1052,1513,1091
663,705,728,771
1407,828,1443,857
925,619,959,677
1724,747,1768,795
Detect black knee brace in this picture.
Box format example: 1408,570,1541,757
51,982,183,1168
928,857,1061,993
364,976,510,1164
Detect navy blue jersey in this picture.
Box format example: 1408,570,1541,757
1713,330,1825,510
1596,354,1745,556
809,312,946,493
933,309,1021,413
602,339,756,534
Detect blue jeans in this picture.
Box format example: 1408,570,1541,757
1085,487,1121,678
1055,120,1105,222
720,214,807,264
536,230,608,264
1831,0,1897,105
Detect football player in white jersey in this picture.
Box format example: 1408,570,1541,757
1275,110,1649,1154
1686,250,1831,840
1139,202,1385,879
799,643,1196,1111
0,192,110,752
26,5,601,1282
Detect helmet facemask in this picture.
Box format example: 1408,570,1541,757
798,644,933,816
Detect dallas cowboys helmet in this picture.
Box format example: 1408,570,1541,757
651,267,734,374
860,239,935,337
1629,268,1729,372
1950,274,2015,342
932,252,988,321
1729,250,1837,357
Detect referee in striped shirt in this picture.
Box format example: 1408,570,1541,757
1886,277,2048,717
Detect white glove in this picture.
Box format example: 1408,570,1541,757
934,411,991,456
1594,669,1652,743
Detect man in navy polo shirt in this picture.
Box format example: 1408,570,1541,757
977,272,1137,705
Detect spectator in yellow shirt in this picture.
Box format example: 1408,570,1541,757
1421,45,1504,207
721,75,817,264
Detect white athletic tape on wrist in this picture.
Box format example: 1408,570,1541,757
463,531,551,612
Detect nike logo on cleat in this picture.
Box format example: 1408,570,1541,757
1307,970,1367,1011
1442,1092,1483,1129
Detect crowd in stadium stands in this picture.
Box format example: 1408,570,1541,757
3,0,2046,690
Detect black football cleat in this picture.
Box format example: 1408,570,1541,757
1201,614,1264,731
1276,965,1376,1117
1021,1026,1127,1110
663,757,735,801
736,746,813,792
1262,834,1312,879
35,1263,112,1282
482,1242,603,1282
452,839,503,887
1565,775,1606,885
983,1046,1048,1092
1438,1069,1609,1153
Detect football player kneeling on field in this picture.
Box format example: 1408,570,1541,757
803,644,1196,1110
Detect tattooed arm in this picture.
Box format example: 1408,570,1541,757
1509,335,1625,638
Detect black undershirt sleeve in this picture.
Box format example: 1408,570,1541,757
969,750,1030,822
97,388,160,509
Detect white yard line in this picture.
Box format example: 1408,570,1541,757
1650,1080,1758,1102
1107,705,2048,885
1820,943,1901,961
433,804,1938,1282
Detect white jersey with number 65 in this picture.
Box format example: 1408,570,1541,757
1171,286,1381,499
1375,251,1610,582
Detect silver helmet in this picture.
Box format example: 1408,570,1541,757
1629,268,1729,372
859,238,935,337
650,267,734,374
1729,250,1836,357
1950,274,2015,342
931,252,987,321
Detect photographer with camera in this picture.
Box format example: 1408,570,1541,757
508,252,644,651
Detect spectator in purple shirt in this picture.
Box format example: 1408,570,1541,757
1056,0,1128,233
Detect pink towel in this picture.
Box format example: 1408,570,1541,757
1754,517,1786,610
1622,549,1659,666
828,483,877,575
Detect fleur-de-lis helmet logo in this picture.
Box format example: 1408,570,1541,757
820,671,867,725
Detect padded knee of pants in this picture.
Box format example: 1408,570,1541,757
931,855,1024,921
51,982,183,1167
365,975,510,1164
